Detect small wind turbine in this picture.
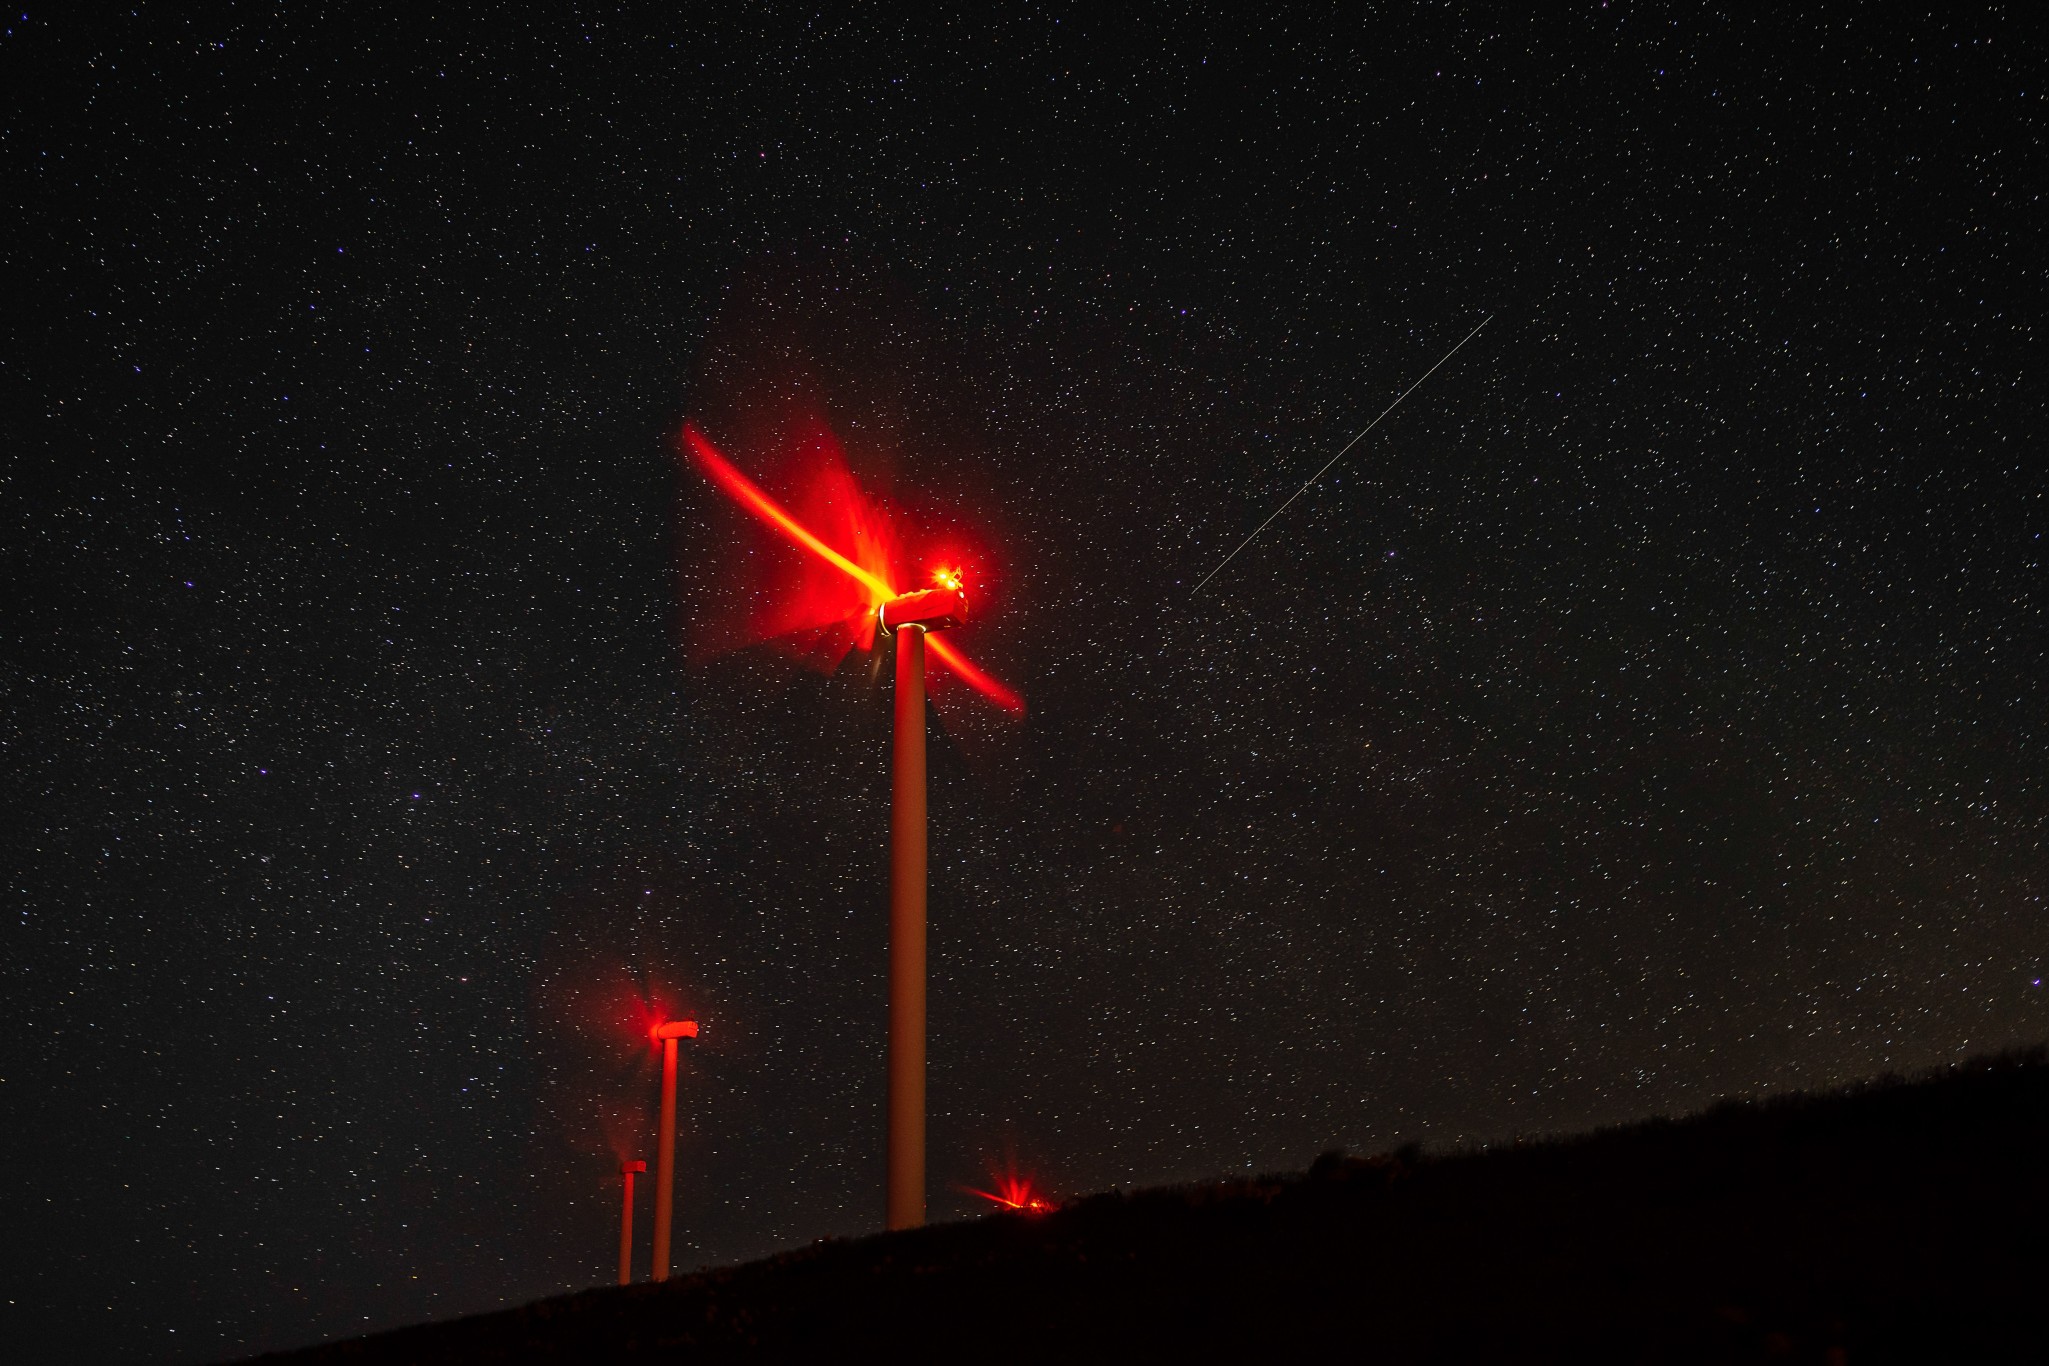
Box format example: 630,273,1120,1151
616,1159,645,1285
649,1016,699,1279
682,424,1022,1230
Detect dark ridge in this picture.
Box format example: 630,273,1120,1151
237,1050,2049,1364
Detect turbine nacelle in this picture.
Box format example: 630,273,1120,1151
879,586,968,635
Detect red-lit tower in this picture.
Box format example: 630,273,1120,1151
877,582,968,1231
616,1159,645,1285
650,1018,699,1280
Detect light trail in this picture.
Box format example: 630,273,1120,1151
684,425,895,602
928,635,1024,715
1191,314,1494,595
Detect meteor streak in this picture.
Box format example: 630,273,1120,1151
1191,314,1494,595
681,423,1022,713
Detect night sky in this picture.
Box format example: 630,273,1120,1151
5,7,2043,1363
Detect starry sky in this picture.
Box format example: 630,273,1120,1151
4,6,2042,1363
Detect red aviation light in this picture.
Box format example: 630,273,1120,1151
681,423,1023,714
965,1172,1053,1214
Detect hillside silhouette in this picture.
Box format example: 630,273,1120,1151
241,1052,2049,1364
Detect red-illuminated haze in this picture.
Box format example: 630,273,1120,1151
681,422,1024,714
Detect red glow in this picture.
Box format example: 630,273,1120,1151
526,938,695,1167
681,423,1023,714
928,636,1025,714
964,1171,1053,1214
631,992,680,1052
685,423,894,604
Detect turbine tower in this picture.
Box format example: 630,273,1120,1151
616,1159,645,1285
878,583,968,1230
649,1017,699,1280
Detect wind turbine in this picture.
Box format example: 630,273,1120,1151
649,1016,699,1279
681,424,1021,1230
616,1159,645,1285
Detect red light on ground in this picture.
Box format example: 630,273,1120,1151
964,1172,1053,1214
